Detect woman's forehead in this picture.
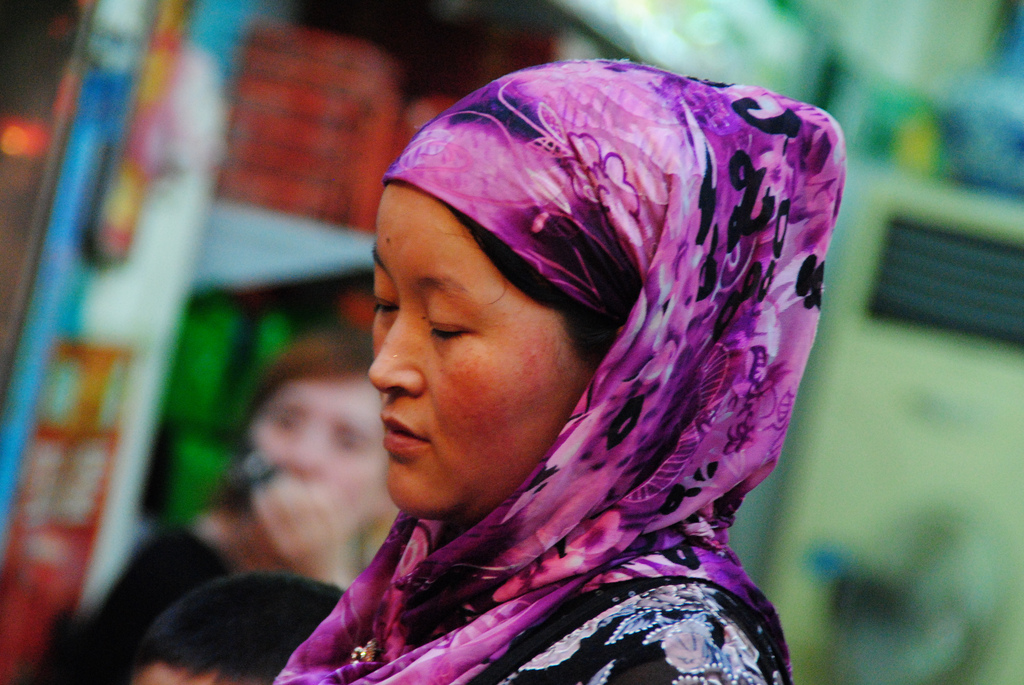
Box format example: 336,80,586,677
373,186,508,295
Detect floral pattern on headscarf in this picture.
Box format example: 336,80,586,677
276,60,845,685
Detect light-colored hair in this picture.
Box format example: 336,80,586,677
248,325,374,421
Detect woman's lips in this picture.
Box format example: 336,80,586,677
381,416,428,458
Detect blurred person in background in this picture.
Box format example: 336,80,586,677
130,572,342,685
43,326,393,685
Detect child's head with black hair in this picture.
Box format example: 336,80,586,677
131,572,341,685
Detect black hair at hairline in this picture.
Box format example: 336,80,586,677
445,205,621,359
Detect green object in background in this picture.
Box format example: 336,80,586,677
826,61,944,179
223,308,293,430
158,294,297,525
859,84,941,176
163,293,246,433
163,427,233,526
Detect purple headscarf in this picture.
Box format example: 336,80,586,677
277,60,845,685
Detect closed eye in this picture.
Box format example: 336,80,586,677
431,328,463,340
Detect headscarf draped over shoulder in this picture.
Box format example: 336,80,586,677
277,60,845,685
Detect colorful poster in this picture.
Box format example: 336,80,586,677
0,342,131,685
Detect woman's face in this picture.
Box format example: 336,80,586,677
370,183,598,529
250,377,387,523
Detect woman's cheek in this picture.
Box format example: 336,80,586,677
440,365,520,442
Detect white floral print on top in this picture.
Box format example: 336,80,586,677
499,583,781,685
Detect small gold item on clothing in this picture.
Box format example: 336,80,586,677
350,639,378,663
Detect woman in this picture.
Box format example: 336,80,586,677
278,60,845,685
50,328,393,685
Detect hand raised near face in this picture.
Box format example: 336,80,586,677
250,473,359,587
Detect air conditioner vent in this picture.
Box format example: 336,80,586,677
869,216,1024,348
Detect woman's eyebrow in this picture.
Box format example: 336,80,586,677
416,275,468,297
374,242,468,296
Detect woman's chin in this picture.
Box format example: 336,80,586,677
385,479,484,530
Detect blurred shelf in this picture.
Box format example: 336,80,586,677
191,201,375,291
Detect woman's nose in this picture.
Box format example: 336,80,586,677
369,331,424,397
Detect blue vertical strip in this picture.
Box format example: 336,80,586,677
0,69,133,563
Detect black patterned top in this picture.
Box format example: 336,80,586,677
477,580,788,685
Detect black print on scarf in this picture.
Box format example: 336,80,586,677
607,395,644,449
697,225,720,302
772,199,790,258
692,461,718,481
697,148,717,246
697,148,719,302
750,198,790,303
664,544,702,570
728,151,775,252
528,465,558,489
796,255,824,309
757,261,776,303
658,483,702,515
691,76,731,89
713,261,763,340
696,140,796,338
555,538,567,558
731,98,802,139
